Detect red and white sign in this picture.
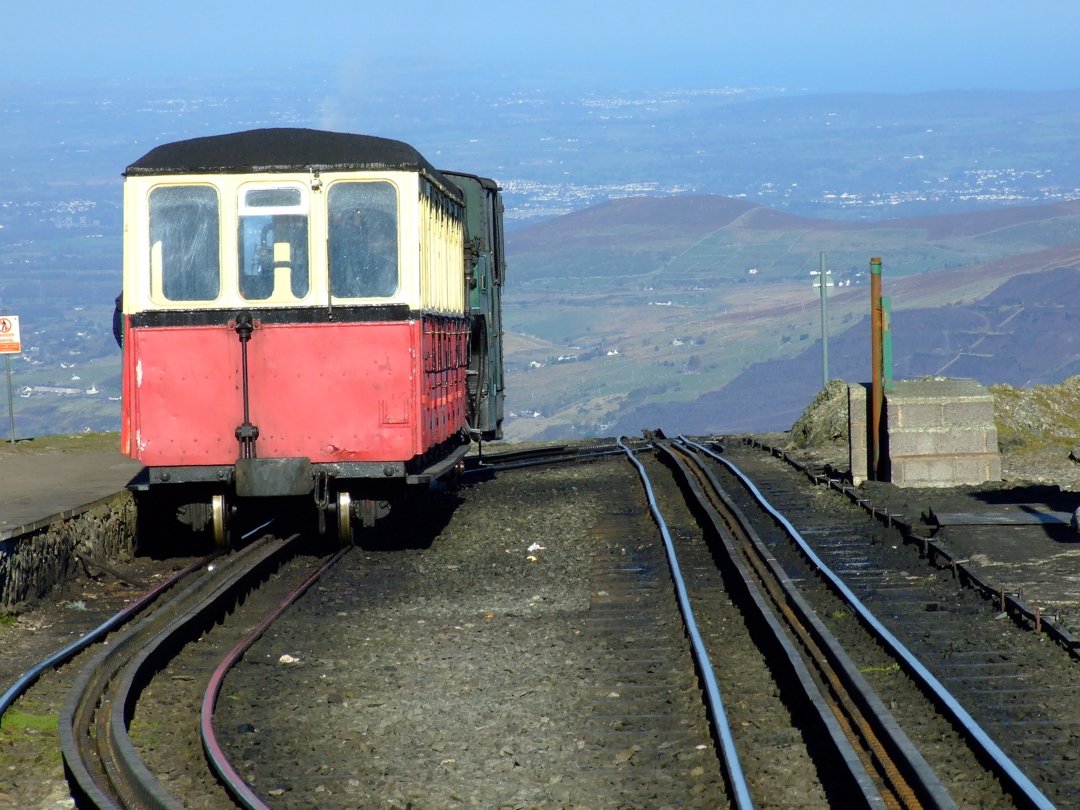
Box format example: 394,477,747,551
0,315,21,354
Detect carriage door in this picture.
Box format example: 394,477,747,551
237,183,311,304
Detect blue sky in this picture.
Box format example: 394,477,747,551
9,1,1080,92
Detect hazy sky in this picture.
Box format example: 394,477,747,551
9,1,1080,92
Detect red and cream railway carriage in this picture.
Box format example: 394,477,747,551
118,128,504,543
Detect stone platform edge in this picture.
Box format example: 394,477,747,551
0,492,135,611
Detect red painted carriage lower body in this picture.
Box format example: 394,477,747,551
121,314,470,471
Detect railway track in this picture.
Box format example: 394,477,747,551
628,436,1058,806
4,524,347,809
629,440,956,804
209,439,1059,806
4,436,1079,806
463,437,646,474
719,439,1080,807
62,534,299,808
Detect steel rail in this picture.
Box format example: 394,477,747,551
663,439,950,808
465,441,640,474
683,436,1054,810
0,555,213,718
2,515,278,720
617,437,754,809
59,533,299,809
200,544,353,810
751,435,1080,661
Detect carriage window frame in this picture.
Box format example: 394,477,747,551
148,184,221,303
237,181,311,302
327,180,400,300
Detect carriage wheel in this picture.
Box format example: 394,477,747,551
336,491,354,546
211,494,230,547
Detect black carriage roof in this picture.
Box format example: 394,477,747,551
438,169,501,192
125,128,462,199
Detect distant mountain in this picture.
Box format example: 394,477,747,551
887,198,1080,240
509,195,767,249
507,193,1080,295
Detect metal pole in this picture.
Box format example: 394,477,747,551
5,353,13,445
3,305,12,445
870,257,883,480
818,252,830,388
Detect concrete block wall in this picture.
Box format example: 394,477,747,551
885,379,1000,487
846,378,1001,488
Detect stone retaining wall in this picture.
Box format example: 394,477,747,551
0,493,135,611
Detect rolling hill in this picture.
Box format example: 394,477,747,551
611,263,1080,435
503,194,1080,440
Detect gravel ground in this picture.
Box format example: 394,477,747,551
215,459,730,808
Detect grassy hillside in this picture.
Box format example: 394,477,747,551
503,195,1080,440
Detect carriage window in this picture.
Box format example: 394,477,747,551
328,182,398,298
238,184,309,301
149,186,220,302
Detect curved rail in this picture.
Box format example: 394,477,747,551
682,436,1054,810
59,533,301,809
2,514,282,722
465,439,648,475
200,544,352,809
0,556,214,719
617,437,754,809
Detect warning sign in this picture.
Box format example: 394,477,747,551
0,315,21,354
